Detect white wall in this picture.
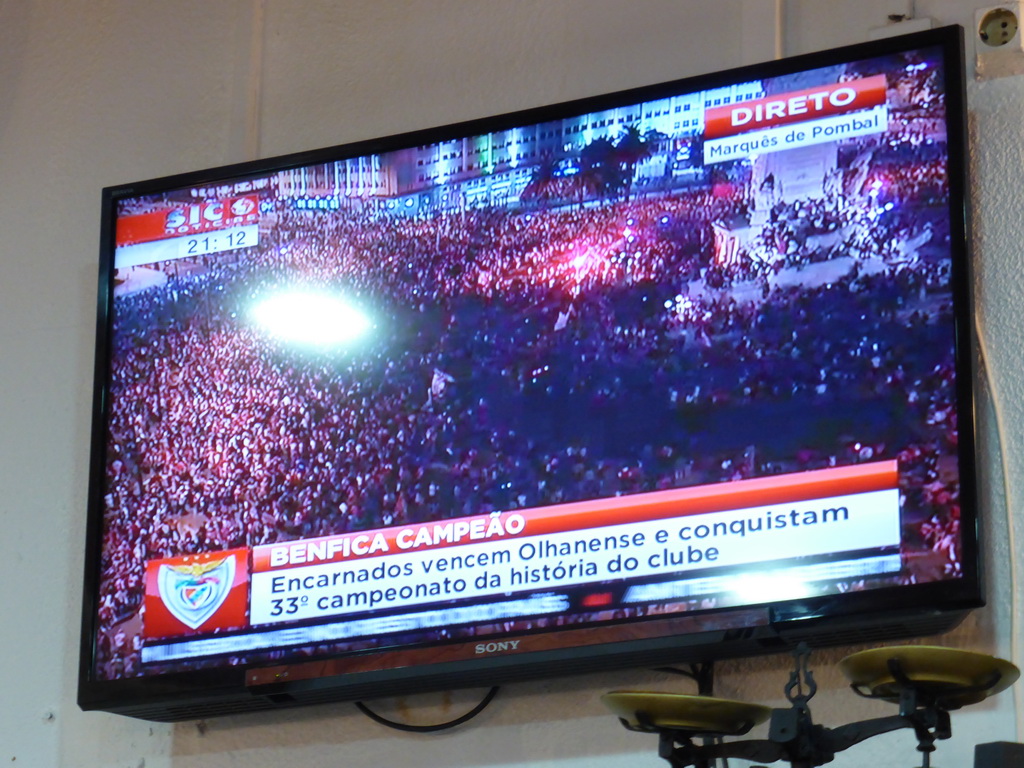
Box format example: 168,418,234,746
1,1,1021,766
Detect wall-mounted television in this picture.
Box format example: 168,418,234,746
79,25,981,722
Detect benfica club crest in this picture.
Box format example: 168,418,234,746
157,556,236,630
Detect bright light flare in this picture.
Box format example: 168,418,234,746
251,291,372,348
726,573,812,604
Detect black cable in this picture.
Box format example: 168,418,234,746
653,665,700,682
354,686,500,732
655,663,725,767
655,662,714,696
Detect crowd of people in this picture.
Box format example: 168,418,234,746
94,61,966,679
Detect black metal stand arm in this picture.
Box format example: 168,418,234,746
639,646,976,768
651,706,948,768
608,645,1018,768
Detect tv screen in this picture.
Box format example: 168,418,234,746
79,25,980,721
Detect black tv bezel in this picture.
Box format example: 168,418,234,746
78,24,982,722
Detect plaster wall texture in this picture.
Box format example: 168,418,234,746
0,1,1021,766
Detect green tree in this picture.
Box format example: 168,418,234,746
613,125,654,201
521,153,561,210
577,137,622,207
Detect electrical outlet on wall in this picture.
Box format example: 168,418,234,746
975,3,1024,78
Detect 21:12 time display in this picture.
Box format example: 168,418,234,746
178,224,259,258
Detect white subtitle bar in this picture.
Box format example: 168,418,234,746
248,488,900,627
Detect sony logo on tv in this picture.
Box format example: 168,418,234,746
474,640,521,655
